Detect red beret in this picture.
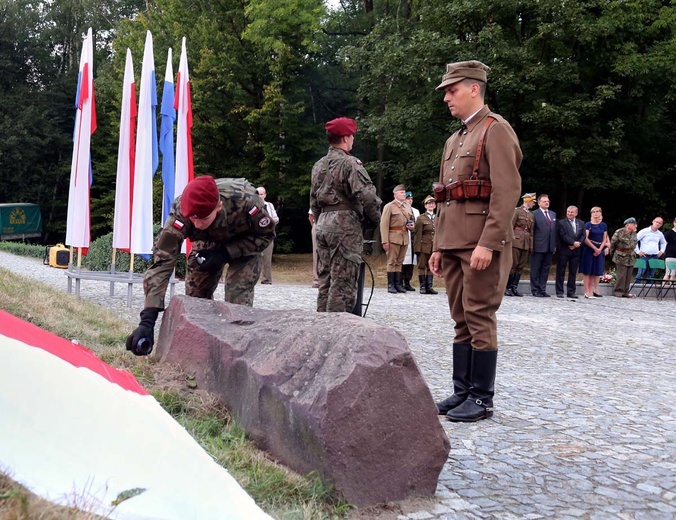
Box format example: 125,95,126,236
181,176,220,218
325,117,358,137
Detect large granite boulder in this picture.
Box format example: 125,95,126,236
156,296,450,506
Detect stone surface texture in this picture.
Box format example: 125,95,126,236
156,295,450,507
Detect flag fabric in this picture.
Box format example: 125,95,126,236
160,48,176,225
0,309,273,520
175,37,195,254
65,27,97,250
130,31,159,256
112,49,137,251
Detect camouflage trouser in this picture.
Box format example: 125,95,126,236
316,211,363,313
186,243,261,306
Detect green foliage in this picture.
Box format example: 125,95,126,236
0,242,47,259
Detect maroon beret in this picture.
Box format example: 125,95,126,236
181,176,220,218
325,117,358,137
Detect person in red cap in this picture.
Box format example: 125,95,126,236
310,117,381,313
126,176,275,356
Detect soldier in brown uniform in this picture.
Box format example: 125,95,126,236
310,117,382,313
414,195,438,294
429,61,522,422
126,175,275,356
505,193,536,296
380,185,414,294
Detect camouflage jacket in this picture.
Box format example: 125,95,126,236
310,147,381,225
144,177,275,309
610,227,637,267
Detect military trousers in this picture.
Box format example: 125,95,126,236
417,251,432,274
510,247,529,275
440,247,512,351
385,242,407,272
260,241,274,283
613,263,633,296
185,248,262,307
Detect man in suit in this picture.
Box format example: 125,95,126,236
529,194,556,297
429,60,521,423
555,205,585,298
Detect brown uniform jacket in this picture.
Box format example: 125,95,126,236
380,200,412,246
511,206,534,251
433,106,522,252
413,212,435,255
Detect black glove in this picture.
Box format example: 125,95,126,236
125,308,160,356
195,247,231,271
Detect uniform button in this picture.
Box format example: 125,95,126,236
451,166,455,170
455,155,459,158
482,210,487,214
459,142,463,146
463,131,468,135
466,151,470,155
501,240,505,245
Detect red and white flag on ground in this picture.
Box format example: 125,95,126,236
112,49,137,251
65,27,97,250
0,310,272,520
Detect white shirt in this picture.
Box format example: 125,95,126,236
635,227,666,255
264,201,279,224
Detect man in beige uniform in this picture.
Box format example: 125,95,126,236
380,184,414,294
429,61,522,422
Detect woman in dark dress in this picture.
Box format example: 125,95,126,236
580,206,610,298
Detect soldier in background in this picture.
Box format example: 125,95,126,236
414,195,438,294
610,217,638,298
505,193,536,296
310,117,381,313
381,185,414,294
126,175,275,356
256,186,280,285
400,191,420,291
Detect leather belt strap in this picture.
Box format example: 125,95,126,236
322,203,353,213
514,226,529,231
616,247,634,253
390,226,405,231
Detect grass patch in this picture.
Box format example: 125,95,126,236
0,266,350,519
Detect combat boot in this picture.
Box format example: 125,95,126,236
446,349,497,422
426,275,439,295
402,265,415,291
511,273,524,297
436,342,472,414
394,272,407,293
504,273,515,296
387,272,397,294
419,275,428,294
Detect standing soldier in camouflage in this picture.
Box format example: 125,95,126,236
126,175,275,356
505,193,536,296
381,185,414,294
310,117,382,313
610,217,638,298
414,196,438,294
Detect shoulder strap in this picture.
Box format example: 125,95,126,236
472,116,497,179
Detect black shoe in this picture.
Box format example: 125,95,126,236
541,292,551,297
533,293,544,297
505,287,514,296
593,292,603,298
394,273,407,293
568,294,579,299
556,294,564,298
511,287,523,297
425,275,439,295
403,282,415,292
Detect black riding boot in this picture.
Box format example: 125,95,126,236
387,272,397,294
426,275,439,294
394,272,407,293
511,273,523,297
419,275,429,294
504,272,515,296
446,349,497,422
402,265,415,291
436,342,472,414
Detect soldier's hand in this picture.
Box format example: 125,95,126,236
470,246,493,271
125,308,159,356
429,252,443,277
195,247,231,271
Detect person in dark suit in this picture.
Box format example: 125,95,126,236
555,205,585,298
529,194,556,297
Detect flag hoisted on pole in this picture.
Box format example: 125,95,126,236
65,27,97,251
160,48,176,225
112,49,137,252
130,31,159,256
175,37,194,253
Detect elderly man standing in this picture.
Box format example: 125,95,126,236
310,117,381,313
256,186,280,284
610,217,639,298
381,185,414,294
635,216,666,282
429,60,521,423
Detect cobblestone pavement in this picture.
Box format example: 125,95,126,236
2,252,675,519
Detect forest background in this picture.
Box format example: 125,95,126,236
1,0,674,254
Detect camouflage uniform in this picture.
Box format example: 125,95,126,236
310,147,381,312
610,227,638,297
144,178,275,309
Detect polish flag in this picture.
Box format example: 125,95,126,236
130,31,159,256
112,49,137,251
0,309,272,520
65,27,97,251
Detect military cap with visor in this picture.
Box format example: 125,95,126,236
393,184,406,193
436,60,490,91
423,195,436,205
522,192,537,202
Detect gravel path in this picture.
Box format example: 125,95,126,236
2,251,675,519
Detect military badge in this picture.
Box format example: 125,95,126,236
259,216,271,228
172,220,184,230
249,206,259,216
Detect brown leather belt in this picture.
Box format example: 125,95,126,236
514,226,530,231
322,203,353,213
390,226,405,231
616,247,634,253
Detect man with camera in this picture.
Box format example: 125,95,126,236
380,185,415,294
126,175,275,356
429,60,522,422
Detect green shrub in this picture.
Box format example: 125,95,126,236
0,242,47,259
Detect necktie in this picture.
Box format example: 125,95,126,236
570,219,576,233
545,210,551,226
458,123,467,136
